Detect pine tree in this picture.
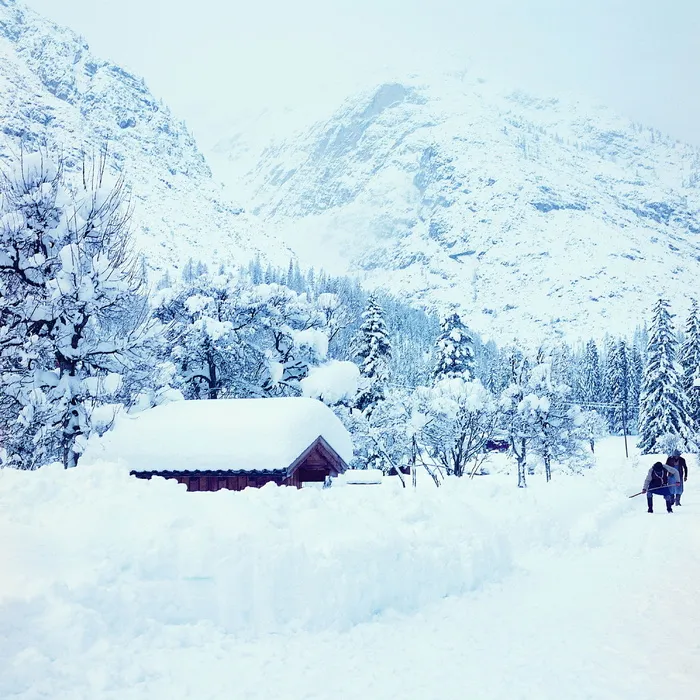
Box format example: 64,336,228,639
155,269,172,290
679,299,700,428
580,340,602,405
306,267,316,291
628,345,644,430
606,340,630,434
600,335,617,426
637,299,694,454
433,312,475,381
479,340,502,394
351,295,392,414
550,343,573,392
181,258,196,283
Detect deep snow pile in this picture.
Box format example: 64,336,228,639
3,440,627,640
1,439,698,699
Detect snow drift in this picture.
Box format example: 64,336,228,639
0,441,638,650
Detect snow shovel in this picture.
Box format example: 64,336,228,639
628,485,675,499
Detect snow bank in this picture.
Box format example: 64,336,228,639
0,439,641,648
335,468,384,485
0,463,510,640
300,360,360,404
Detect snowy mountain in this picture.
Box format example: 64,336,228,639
0,0,290,274
211,75,700,341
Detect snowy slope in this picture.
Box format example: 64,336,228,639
0,0,291,273
212,75,700,341
2,439,699,698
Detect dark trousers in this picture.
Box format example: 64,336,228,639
647,491,673,511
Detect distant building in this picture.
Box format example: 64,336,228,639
81,397,353,491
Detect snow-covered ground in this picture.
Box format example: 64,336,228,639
1,438,698,699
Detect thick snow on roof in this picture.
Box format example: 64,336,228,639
81,397,353,473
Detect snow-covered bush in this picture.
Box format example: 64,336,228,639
527,361,591,481
654,432,686,457
300,360,360,406
340,390,413,481
579,410,609,454
414,377,497,477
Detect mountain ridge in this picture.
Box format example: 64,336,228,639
210,73,700,341
0,0,290,275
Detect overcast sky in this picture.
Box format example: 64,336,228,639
25,0,700,146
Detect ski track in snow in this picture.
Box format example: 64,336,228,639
2,443,699,699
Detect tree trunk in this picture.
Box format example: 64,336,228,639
63,441,79,469
544,453,552,482
517,439,527,488
208,353,218,400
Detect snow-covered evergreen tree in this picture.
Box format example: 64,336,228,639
679,299,700,428
637,299,694,454
627,344,644,430
433,312,475,381
477,340,502,394
550,343,574,394
605,340,630,434
351,295,392,414
579,340,602,405
181,257,196,283
600,335,617,425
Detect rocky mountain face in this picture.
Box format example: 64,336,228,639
212,75,700,341
5,0,699,342
0,0,289,275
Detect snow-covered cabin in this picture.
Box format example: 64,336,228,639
81,398,353,491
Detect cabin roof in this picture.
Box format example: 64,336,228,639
81,397,353,473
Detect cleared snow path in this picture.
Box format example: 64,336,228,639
2,443,699,699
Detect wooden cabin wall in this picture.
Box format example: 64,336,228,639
132,438,347,492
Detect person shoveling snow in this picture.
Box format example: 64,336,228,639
643,461,680,513
666,449,688,506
